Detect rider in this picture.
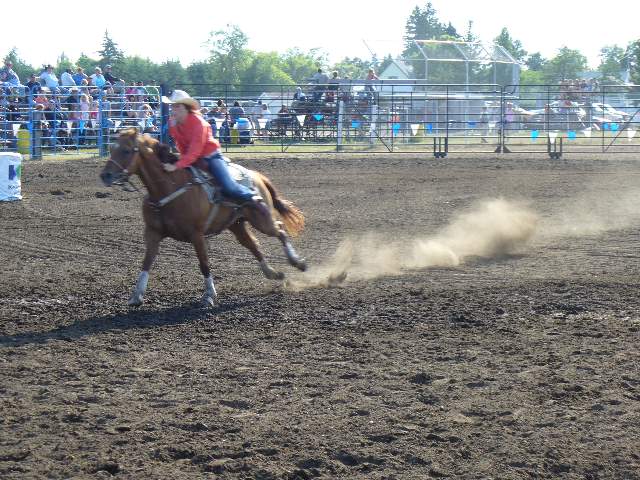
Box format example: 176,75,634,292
161,90,266,211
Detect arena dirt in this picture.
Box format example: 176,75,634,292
1,152,639,479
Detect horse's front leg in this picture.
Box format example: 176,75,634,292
192,233,217,307
129,228,161,306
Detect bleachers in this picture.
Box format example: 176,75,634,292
0,84,162,157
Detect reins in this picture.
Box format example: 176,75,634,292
109,143,192,209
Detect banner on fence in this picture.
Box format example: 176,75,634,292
0,152,23,201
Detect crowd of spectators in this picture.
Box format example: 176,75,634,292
1,60,160,150
558,78,600,102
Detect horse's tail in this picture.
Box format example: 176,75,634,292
258,173,305,237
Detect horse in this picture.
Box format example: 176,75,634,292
99,128,307,307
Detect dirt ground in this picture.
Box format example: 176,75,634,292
1,151,639,479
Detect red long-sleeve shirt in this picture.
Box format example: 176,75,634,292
169,112,220,168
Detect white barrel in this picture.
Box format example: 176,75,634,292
0,152,23,201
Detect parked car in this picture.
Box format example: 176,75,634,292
523,101,587,130
587,102,630,123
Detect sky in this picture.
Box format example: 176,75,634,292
3,0,639,71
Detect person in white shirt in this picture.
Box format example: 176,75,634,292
39,65,60,93
60,68,76,87
258,103,275,135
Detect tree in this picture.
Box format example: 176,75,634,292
520,69,544,85
153,60,188,91
98,31,124,66
628,39,640,84
494,27,527,62
598,45,626,81
403,3,446,49
525,52,546,71
542,47,588,82
402,2,451,79
2,47,35,81
280,48,325,83
443,22,459,38
331,57,372,80
205,24,252,87
241,52,294,86
76,53,100,73
57,52,74,73
464,21,479,43
119,56,160,84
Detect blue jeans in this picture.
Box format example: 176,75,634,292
205,152,255,202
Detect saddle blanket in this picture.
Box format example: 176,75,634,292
188,161,255,204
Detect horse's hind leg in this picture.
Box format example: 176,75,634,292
276,222,307,271
129,228,161,306
191,233,217,307
228,221,284,280
244,206,306,272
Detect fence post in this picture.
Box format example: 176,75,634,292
336,100,343,152
160,83,169,144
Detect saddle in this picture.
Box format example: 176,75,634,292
188,159,256,206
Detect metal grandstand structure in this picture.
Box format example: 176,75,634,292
369,39,521,91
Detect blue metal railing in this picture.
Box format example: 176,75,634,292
1,82,638,157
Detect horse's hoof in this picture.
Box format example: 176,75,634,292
296,259,307,272
265,270,285,281
128,295,143,307
202,296,216,308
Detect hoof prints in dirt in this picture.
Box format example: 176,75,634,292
1,156,640,479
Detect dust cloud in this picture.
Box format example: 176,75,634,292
289,198,539,289
537,186,640,238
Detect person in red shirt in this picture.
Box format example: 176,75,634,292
162,90,259,205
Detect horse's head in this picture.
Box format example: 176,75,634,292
100,128,144,187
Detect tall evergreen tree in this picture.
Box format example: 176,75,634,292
494,27,527,61
98,31,124,66
402,2,449,79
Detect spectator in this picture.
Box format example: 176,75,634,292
26,74,42,94
34,89,50,107
0,60,23,88
39,65,60,92
215,98,227,115
365,68,378,94
293,86,306,101
258,103,275,135
65,87,80,108
33,103,51,146
138,103,156,133
228,100,245,125
311,68,328,102
72,67,88,86
103,65,122,86
90,67,106,89
60,68,76,87
135,81,148,99
326,71,339,102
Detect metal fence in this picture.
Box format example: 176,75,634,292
2,82,639,159
0,84,162,158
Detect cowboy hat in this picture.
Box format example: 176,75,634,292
161,89,200,110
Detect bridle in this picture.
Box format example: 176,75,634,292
107,145,141,192
107,140,191,209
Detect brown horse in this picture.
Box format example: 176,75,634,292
100,129,306,307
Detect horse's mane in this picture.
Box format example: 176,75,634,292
119,128,179,164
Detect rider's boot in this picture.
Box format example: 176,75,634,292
242,194,272,219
